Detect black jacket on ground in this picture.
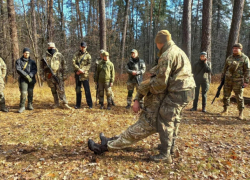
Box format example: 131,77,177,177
16,56,37,84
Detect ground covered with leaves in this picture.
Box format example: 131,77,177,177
0,75,250,179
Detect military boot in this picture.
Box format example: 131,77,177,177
190,107,197,111
27,95,34,110
111,99,116,106
150,147,172,163
125,104,131,109
157,143,176,155
88,139,108,155
0,97,8,112
239,110,244,120
18,93,27,113
99,132,118,146
52,93,59,109
202,104,206,113
107,103,112,110
220,106,228,115
100,102,104,109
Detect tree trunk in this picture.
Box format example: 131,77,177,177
76,0,83,39
7,0,19,77
99,0,107,50
47,0,54,41
121,0,130,74
182,0,192,60
201,0,212,59
226,0,245,59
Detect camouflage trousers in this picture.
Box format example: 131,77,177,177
223,79,244,110
107,89,194,151
98,82,112,104
96,85,115,104
47,79,68,104
126,82,143,105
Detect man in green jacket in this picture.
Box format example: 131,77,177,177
72,42,93,109
94,51,115,110
88,30,195,163
221,43,250,120
190,52,211,112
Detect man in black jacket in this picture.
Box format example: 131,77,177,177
125,49,146,109
190,52,211,112
16,48,37,113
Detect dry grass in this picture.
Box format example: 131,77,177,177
0,74,250,179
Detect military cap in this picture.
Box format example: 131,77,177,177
103,51,109,56
200,51,207,56
232,43,243,49
155,30,172,44
81,41,87,47
100,49,105,54
131,49,138,53
23,47,30,53
48,42,55,48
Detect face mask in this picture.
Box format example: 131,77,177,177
48,49,56,55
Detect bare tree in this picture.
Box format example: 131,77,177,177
182,0,192,60
99,0,107,50
47,0,54,41
121,0,130,74
7,0,19,77
226,0,245,58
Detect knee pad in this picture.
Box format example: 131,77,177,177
99,90,104,97
128,90,134,97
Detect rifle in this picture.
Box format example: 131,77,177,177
41,58,60,84
211,76,225,104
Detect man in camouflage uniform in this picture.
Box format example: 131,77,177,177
94,51,115,110
41,42,71,109
190,52,211,112
0,57,8,112
88,30,195,163
221,43,250,120
125,49,146,109
94,50,116,106
72,42,93,109
16,48,37,113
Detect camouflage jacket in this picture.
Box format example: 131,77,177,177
94,60,115,83
0,57,6,83
16,57,37,84
72,50,91,81
135,40,195,100
41,48,67,81
192,60,211,83
222,53,250,83
93,58,102,81
125,58,146,84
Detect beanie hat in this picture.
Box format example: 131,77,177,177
155,30,172,44
81,41,87,47
23,47,30,53
233,43,243,49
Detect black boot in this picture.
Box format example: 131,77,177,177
100,102,104,109
125,104,131,109
0,97,8,112
107,103,112,110
99,132,118,146
190,107,197,111
88,139,108,155
202,104,206,112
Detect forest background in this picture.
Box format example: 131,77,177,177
1,0,250,81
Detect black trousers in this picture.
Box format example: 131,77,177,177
75,78,93,107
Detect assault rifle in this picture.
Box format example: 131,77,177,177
41,58,60,84
211,76,225,104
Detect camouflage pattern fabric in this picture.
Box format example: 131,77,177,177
222,53,250,110
42,49,69,105
126,82,143,105
108,40,195,151
0,57,6,101
72,50,92,81
98,82,112,104
94,60,115,83
47,79,68,104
